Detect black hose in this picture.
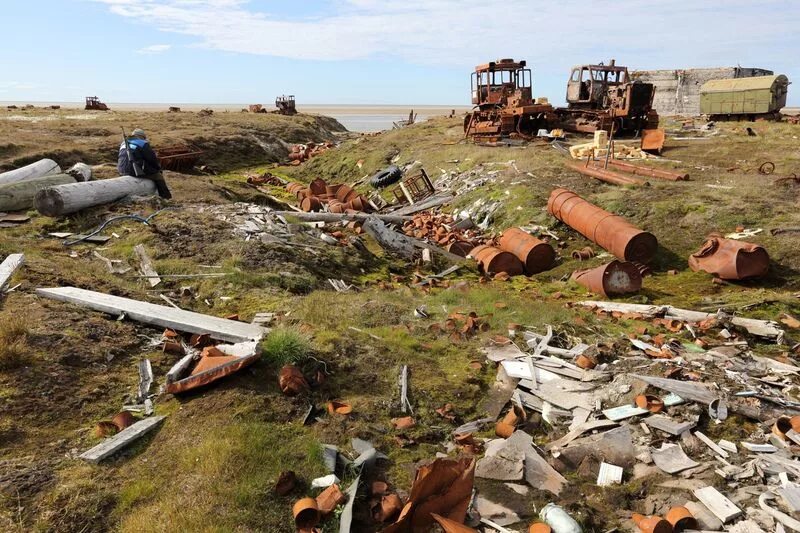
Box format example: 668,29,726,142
63,207,176,246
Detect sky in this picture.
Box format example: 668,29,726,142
2,0,799,106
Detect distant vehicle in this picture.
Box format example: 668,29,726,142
275,95,297,115
85,96,109,111
700,74,789,120
463,58,554,141
555,59,658,134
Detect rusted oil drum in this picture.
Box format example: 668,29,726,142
286,182,304,195
309,178,327,196
288,152,304,161
300,197,322,212
571,260,642,297
325,184,342,198
498,227,555,275
447,241,475,257
295,188,312,200
547,188,658,264
470,245,524,276
347,196,366,212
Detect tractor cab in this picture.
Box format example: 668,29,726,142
471,59,533,110
566,59,629,108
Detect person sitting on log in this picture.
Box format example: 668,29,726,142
118,128,172,199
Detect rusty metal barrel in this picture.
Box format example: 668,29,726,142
328,200,345,213
286,182,304,195
447,241,475,257
470,245,524,276
571,260,642,297
498,227,555,275
300,197,322,212
547,188,658,264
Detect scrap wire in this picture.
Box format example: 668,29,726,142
63,207,176,246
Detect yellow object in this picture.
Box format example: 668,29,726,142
593,130,608,149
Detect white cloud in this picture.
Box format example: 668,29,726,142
137,44,172,54
94,0,799,70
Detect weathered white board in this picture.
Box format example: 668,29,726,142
693,486,743,523
37,287,266,343
79,416,165,463
0,253,24,290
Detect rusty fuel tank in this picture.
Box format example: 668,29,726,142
688,236,769,280
547,188,658,264
470,245,524,277
498,227,556,275
571,260,642,297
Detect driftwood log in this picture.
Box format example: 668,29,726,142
34,176,157,217
0,158,61,186
0,174,75,212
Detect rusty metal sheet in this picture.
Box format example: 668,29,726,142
688,236,769,280
547,188,658,263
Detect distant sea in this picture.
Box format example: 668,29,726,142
0,102,471,133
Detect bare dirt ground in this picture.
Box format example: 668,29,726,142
0,107,799,532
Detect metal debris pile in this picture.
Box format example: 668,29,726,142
288,142,334,165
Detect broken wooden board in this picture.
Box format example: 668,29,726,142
79,416,165,463
577,300,784,342
693,486,743,523
0,253,24,290
134,244,161,287
650,443,699,474
545,419,619,451
629,374,718,405
37,287,267,343
391,192,454,216
778,486,800,512
0,213,30,223
694,431,730,458
50,232,111,244
644,415,696,436
602,393,684,421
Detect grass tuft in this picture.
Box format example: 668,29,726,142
0,316,29,370
260,326,312,365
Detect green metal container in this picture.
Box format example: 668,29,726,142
700,74,789,117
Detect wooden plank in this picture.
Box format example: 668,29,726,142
79,416,165,463
693,486,743,523
391,192,453,216
778,486,800,512
650,443,699,474
644,415,696,435
630,374,718,405
694,431,730,458
134,244,161,287
0,253,24,290
37,287,266,343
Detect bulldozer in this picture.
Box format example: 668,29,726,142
463,59,554,141
554,59,658,134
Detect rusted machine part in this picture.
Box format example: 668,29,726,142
571,246,595,260
156,145,204,172
631,261,653,277
300,197,322,212
602,159,689,181
497,227,555,275
447,241,475,257
773,173,800,186
688,236,769,280
470,245,524,276
568,163,646,186
548,188,658,263
571,260,642,297
759,161,776,175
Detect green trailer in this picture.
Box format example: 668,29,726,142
700,74,789,119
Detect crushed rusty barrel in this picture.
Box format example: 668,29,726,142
335,184,360,203
470,245,524,277
286,182,304,195
288,152,304,162
688,236,769,280
547,188,658,264
300,197,322,212
571,260,642,297
498,227,555,275
309,178,327,196
326,184,342,197
328,200,345,213
348,196,367,212
447,241,474,257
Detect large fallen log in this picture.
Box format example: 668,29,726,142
0,174,75,212
0,158,61,186
273,211,411,224
34,176,157,216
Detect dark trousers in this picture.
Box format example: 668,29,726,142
140,172,172,199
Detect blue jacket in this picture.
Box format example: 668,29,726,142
118,138,161,176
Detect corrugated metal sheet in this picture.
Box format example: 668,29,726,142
700,75,787,93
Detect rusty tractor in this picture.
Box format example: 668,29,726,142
463,59,554,141
554,59,658,134
275,95,297,115
85,96,109,111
